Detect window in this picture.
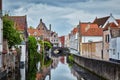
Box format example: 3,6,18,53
113,49,115,55
105,34,109,43
54,35,56,37
56,40,58,42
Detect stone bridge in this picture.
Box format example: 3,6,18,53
51,47,70,57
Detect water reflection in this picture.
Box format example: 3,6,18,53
49,56,77,80
20,66,26,80
37,56,103,80
2,55,104,80
71,63,102,80
0,66,26,80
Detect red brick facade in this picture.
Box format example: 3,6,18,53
59,36,65,47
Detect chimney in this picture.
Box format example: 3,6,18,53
49,24,51,31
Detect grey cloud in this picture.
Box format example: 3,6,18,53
3,0,120,36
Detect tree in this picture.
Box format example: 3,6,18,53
28,36,40,80
3,17,21,47
28,36,37,54
29,26,35,29
44,41,52,50
38,40,52,52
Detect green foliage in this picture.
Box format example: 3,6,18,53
28,37,53,80
29,26,34,29
44,41,52,50
3,17,21,47
28,36,41,80
38,40,52,52
69,54,74,62
28,36,37,54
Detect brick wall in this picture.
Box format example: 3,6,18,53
103,30,110,60
82,41,102,59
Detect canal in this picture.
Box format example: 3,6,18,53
36,56,102,80
1,55,103,80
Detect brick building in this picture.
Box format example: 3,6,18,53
59,36,65,47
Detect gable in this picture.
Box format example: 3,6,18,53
37,19,48,31
102,16,118,28
93,16,110,28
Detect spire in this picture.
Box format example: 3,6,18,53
110,13,112,17
40,19,42,22
79,20,81,25
49,24,51,31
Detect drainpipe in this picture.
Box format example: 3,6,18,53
101,28,103,60
78,21,82,55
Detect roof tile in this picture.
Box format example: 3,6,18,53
93,16,110,27
8,16,27,31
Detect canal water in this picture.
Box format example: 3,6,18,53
36,56,102,80
1,56,103,80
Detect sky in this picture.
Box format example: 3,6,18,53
3,0,120,36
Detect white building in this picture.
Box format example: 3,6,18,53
69,23,103,52
109,37,120,62
50,32,59,47
69,27,79,51
64,34,70,48
80,23,103,43
109,29,120,62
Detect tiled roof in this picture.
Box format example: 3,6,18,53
103,22,119,31
72,27,78,35
8,16,27,31
79,22,102,36
93,16,110,27
83,28,103,36
116,19,120,24
80,23,99,35
28,28,42,37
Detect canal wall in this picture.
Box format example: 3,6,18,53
73,54,120,80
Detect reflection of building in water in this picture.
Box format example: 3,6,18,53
1,68,21,80
71,67,84,80
70,64,101,80
51,57,59,69
20,67,25,80
36,72,43,80
36,65,51,80
60,56,65,64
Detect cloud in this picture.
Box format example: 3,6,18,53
3,0,120,36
